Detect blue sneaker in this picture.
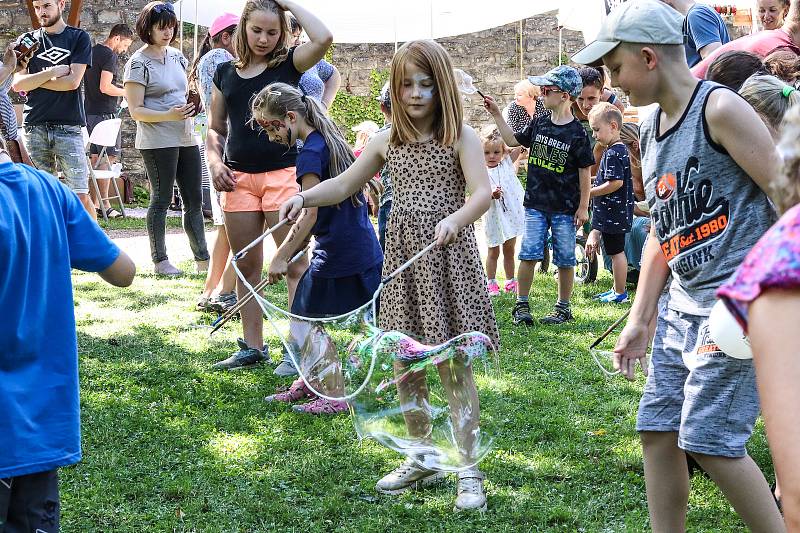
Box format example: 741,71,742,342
600,291,629,304
593,289,614,300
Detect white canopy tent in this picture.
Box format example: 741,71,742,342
172,0,562,43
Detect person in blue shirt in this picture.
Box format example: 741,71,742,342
251,81,383,415
585,103,634,303
660,0,731,67
0,142,135,530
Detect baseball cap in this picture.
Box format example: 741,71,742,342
571,0,684,66
528,65,583,98
209,13,240,38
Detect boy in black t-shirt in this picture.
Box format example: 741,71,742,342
485,65,594,325
585,103,634,303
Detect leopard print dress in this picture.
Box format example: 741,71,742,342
380,139,500,348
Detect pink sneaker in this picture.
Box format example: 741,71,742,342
486,280,500,296
292,397,349,415
504,279,518,294
264,378,316,403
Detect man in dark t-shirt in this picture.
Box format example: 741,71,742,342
12,0,94,218
84,23,132,218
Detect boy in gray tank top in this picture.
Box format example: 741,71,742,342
573,1,784,531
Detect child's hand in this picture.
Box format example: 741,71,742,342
434,216,460,246
613,322,651,381
585,229,601,259
268,256,289,285
574,207,589,228
483,95,501,117
279,194,305,223
491,186,502,200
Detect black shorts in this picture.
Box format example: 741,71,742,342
601,231,626,256
0,469,60,532
86,113,121,157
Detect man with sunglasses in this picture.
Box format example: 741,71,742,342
484,65,594,326
12,0,94,219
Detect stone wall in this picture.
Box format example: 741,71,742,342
1,1,584,183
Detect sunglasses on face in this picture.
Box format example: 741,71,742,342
541,87,564,96
153,3,175,14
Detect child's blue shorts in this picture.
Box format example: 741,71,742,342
518,208,576,268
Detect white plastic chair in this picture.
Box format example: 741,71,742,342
86,118,126,222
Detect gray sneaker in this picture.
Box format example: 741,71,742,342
375,459,446,495
273,347,299,377
454,469,487,512
212,338,267,371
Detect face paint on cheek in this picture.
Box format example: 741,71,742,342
411,74,436,102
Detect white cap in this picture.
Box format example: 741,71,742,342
571,0,685,66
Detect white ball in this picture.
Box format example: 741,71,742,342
708,299,752,359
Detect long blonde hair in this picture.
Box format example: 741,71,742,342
389,40,463,147
776,103,800,213
619,122,641,169
234,0,289,70
252,82,356,184
739,74,800,132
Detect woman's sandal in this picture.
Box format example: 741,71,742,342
292,397,348,415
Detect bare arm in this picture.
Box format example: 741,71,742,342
278,0,333,72
575,166,591,226
320,66,341,109
697,41,722,59
749,289,800,532
282,129,387,221
40,63,86,91
12,64,69,92
590,179,623,197
98,251,136,287
483,95,521,147
205,85,238,192
706,89,780,200
99,69,125,97
125,81,193,123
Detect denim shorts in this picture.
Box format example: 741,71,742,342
636,306,759,458
24,124,89,193
519,208,576,267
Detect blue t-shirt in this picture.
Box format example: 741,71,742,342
297,131,383,278
0,162,120,478
684,4,731,67
592,142,634,234
515,116,595,214
23,26,92,126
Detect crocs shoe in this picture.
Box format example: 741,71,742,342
486,280,500,297
212,338,267,370
292,396,348,415
454,469,487,512
503,279,518,294
265,378,316,403
375,459,446,495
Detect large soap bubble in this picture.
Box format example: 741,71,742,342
228,229,502,471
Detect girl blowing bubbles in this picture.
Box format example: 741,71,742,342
280,40,499,512
479,125,525,296
254,82,383,415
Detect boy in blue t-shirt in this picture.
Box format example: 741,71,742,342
586,102,634,303
485,65,594,325
0,147,135,530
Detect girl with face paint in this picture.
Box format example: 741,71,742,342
205,0,333,372
251,82,383,413
278,40,498,512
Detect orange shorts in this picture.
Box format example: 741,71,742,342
221,167,299,212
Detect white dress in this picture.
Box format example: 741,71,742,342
482,157,525,247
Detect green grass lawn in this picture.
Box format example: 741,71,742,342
67,259,773,532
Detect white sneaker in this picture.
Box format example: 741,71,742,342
454,469,487,512
375,459,446,495
154,260,182,276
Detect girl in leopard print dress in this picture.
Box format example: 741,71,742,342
280,40,498,512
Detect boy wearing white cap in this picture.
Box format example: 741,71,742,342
573,0,783,530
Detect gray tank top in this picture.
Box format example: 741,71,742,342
640,81,776,316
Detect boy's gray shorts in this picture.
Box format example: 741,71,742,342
636,306,759,458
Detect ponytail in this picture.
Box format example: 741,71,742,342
252,82,362,205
